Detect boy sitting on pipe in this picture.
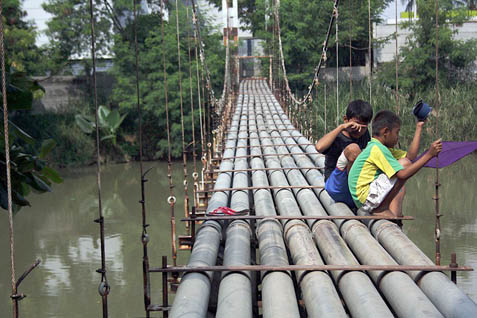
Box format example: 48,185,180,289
315,100,373,209
348,110,442,218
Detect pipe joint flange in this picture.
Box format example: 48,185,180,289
167,196,177,205
283,220,309,240
339,219,368,239
261,269,292,282
372,220,400,240
226,220,253,236
376,269,403,289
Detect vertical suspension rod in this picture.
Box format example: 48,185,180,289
89,0,109,316
434,0,441,266
160,0,177,268
175,0,191,226
1,1,18,315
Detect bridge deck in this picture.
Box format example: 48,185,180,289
168,80,477,318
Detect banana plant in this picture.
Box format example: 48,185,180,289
75,105,127,145
1,65,63,213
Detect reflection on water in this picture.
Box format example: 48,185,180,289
1,157,476,317
403,155,477,301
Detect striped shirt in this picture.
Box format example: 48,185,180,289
348,138,407,207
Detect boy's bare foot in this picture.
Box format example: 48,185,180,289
372,209,403,229
371,209,395,218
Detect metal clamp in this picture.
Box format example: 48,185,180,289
168,196,177,205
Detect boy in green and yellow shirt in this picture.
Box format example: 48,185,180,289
348,110,442,218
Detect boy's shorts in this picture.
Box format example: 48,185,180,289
325,152,356,209
360,173,397,213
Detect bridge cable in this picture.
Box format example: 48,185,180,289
131,0,154,313
434,0,441,266
160,0,177,267
395,0,400,113
275,0,340,107
1,0,19,315
174,0,191,227
190,0,230,125
336,5,339,127
88,0,110,316
349,0,353,100
368,0,372,104
186,6,199,212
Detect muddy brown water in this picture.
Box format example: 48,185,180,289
1,157,476,317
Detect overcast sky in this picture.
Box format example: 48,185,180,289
24,0,405,47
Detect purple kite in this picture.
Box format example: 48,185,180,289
415,141,477,168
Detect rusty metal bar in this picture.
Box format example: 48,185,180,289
450,253,457,284
235,55,273,59
222,152,324,160
197,184,323,193
182,215,414,221
150,264,473,273
224,136,305,141
204,166,322,173
15,259,41,289
162,256,168,318
224,143,315,149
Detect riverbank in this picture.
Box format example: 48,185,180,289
10,79,477,168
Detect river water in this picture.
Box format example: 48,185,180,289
1,157,476,317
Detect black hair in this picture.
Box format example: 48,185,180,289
346,100,373,123
372,110,401,137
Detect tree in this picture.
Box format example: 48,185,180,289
239,0,392,92
377,0,477,92
3,0,46,75
109,1,225,159
0,66,63,213
42,0,114,74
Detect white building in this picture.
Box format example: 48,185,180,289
374,16,477,65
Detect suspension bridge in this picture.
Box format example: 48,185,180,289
2,0,477,317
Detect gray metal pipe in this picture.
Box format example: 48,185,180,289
170,91,243,318
255,96,393,318
216,109,253,318
255,93,394,317
367,218,477,317
248,95,301,318
273,94,477,317
264,89,443,317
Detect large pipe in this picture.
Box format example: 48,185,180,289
262,83,443,317
256,113,348,317
216,102,252,318
273,91,477,317
170,89,242,318
367,218,477,317
253,91,393,318
248,93,301,318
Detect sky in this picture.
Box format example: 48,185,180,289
23,0,405,47
24,0,51,46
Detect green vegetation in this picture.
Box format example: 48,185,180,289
2,0,476,169
309,81,477,146
75,105,128,145
1,68,63,213
260,0,477,142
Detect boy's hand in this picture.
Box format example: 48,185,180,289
416,120,426,129
341,122,366,132
428,139,442,157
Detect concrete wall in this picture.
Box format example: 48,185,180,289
33,74,114,113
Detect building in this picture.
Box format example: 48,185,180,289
375,14,477,68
